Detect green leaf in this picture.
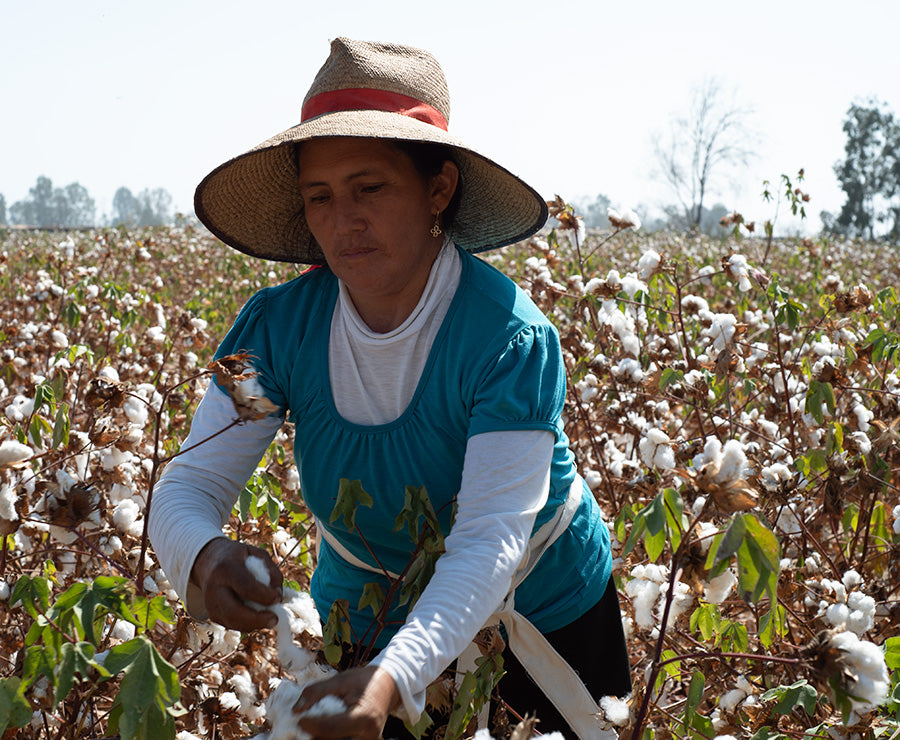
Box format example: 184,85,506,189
403,709,434,739
21,644,56,689
322,599,352,667
749,728,787,740
55,643,77,704
769,680,817,716
237,485,254,522
690,603,719,642
10,574,51,619
659,368,684,390
106,637,180,740
884,635,900,670
656,649,680,693
643,492,667,536
705,514,747,572
358,582,385,617
394,485,441,541
128,595,176,632
330,479,374,531
51,403,70,448
0,677,33,729
29,413,52,447
685,670,705,731
446,670,477,740
644,525,667,562
663,488,685,551
622,515,646,557
759,604,788,649
721,620,749,653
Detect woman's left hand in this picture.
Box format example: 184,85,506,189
294,665,400,739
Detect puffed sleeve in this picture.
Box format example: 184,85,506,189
213,288,288,413
468,323,566,438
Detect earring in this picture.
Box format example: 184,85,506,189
431,212,442,238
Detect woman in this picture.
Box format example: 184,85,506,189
149,37,630,739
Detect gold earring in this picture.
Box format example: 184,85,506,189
431,212,442,238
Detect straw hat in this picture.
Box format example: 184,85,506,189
194,37,548,263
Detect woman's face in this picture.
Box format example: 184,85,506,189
297,137,458,331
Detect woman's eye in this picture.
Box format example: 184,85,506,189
361,183,384,194
307,194,330,205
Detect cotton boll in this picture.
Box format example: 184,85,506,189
829,631,890,711
705,569,736,604
110,619,136,642
245,554,271,586
637,250,661,280
826,603,851,630
852,403,873,432
100,446,132,471
123,397,149,427
229,670,265,721
0,480,19,521
775,501,803,535
284,467,301,492
303,695,349,718
112,499,140,534
219,691,242,711
639,429,675,471
760,463,792,491
0,440,34,467
659,580,693,629
693,438,723,474
718,688,747,713
691,495,707,517
599,695,631,726
716,440,749,483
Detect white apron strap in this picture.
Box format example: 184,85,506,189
460,479,613,739
319,478,611,738
316,519,401,579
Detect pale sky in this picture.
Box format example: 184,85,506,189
3,0,899,234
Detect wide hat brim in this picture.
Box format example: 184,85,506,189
194,109,548,264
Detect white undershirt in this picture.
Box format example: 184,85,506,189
148,240,554,723
329,236,461,424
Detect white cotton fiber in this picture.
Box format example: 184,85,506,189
112,499,139,533
245,554,271,587
599,694,631,726
302,694,348,718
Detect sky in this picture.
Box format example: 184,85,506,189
3,0,900,235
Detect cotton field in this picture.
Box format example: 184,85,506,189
1,222,899,739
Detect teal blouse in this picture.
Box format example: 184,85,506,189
215,247,611,647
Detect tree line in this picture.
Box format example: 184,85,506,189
0,176,174,228
576,89,900,241
3,98,898,239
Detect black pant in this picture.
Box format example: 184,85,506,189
383,577,631,738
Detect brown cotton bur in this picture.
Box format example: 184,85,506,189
84,377,126,409
207,353,279,421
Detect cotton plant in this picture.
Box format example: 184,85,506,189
804,570,876,636
243,555,345,740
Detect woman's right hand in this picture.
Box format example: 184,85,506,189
190,538,284,631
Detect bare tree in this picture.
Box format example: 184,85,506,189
654,78,757,229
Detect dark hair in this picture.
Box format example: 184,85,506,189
388,140,463,231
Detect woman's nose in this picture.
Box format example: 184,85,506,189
333,195,365,233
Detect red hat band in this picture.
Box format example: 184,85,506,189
300,87,449,131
